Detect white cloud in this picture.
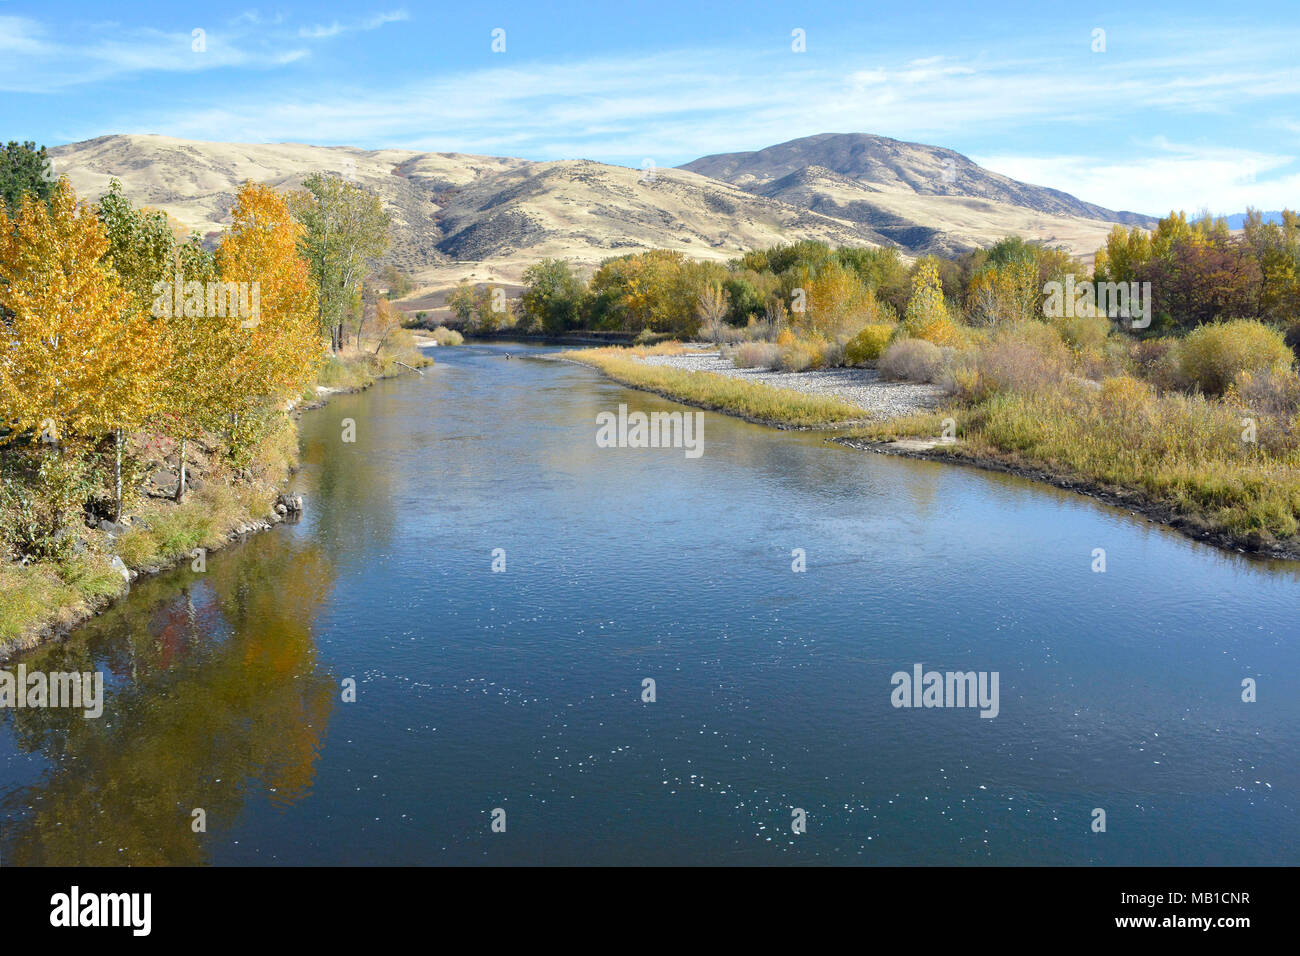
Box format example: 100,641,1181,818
0,9,408,92
299,11,408,40
974,144,1299,215
29,18,1300,213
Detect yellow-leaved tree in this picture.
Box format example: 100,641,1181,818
158,239,232,500
0,179,165,516
214,182,322,448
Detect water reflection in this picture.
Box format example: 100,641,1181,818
1,341,1297,866
1,536,336,865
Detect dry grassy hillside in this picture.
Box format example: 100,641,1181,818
50,132,1136,302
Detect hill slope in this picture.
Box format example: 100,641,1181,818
680,132,1154,226
49,132,1143,293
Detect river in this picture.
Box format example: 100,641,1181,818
2,341,1296,865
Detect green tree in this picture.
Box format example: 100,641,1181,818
289,174,390,352
521,259,587,333
0,141,54,213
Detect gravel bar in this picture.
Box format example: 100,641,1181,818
636,351,943,420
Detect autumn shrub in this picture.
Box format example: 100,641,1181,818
1056,313,1111,351
903,314,966,348
733,342,780,369
963,324,1072,400
844,324,896,365
879,338,943,383
1178,320,1294,395
1078,337,1134,381
429,326,464,346
0,450,96,560
776,338,819,372
1230,367,1300,420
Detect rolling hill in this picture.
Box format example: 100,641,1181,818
48,132,1151,298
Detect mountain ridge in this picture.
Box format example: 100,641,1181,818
48,132,1146,293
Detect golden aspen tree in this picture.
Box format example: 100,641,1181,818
0,180,165,516
214,182,322,433
157,241,229,500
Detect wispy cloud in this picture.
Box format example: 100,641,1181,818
976,143,1300,216
18,14,1300,213
0,10,407,93
299,11,408,40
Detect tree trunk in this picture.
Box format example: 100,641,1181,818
175,438,188,502
114,428,123,520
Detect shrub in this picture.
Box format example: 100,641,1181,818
1230,367,1300,420
0,450,96,560
430,326,464,346
777,339,819,372
1056,313,1111,351
903,315,965,348
844,323,895,365
1133,336,1181,391
733,342,780,369
1177,320,1294,395
743,316,778,342
879,338,943,383
978,326,1072,396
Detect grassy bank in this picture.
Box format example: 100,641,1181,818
848,379,1300,556
0,341,431,658
569,338,1300,557
313,331,433,394
565,344,867,428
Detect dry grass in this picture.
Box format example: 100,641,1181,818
567,346,866,427
854,375,1300,545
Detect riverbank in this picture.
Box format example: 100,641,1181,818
0,345,433,660
565,342,1300,562
837,433,1300,561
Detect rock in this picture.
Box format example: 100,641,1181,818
109,555,130,582
99,519,125,535
275,503,288,515
277,493,304,514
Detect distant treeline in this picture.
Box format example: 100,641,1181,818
502,210,1300,344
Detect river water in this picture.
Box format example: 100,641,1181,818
2,341,1296,865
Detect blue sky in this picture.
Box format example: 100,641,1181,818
2,1,1297,216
